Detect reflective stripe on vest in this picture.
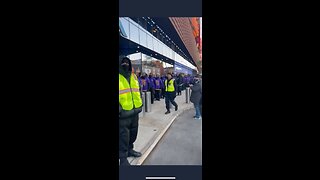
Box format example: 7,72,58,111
119,88,140,95
165,79,175,92
119,74,143,110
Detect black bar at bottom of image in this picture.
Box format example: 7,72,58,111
119,166,202,180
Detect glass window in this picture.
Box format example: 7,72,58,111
139,28,147,47
171,49,175,60
119,18,130,39
167,48,172,59
163,46,167,58
147,34,153,50
158,42,163,55
166,47,170,58
153,39,159,53
157,41,161,54
129,52,141,60
128,52,142,75
172,50,175,60
129,23,139,44
141,53,165,76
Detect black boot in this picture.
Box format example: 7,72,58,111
120,158,131,166
175,105,178,111
165,110,170,114
128,149,142,157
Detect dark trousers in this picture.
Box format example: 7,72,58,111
119,114,139,158
155,89,161,100
150,89,155,104
177,86,182,95
161,88,165,98
165,92,178,111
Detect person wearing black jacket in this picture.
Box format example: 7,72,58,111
164,73,178,114
119,56,143,166
190,74,202,120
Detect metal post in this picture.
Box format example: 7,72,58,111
186,87,190,103
145,91,152,112
139,92,145,118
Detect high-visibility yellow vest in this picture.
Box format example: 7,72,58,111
119,73,142,110
165,79,175,92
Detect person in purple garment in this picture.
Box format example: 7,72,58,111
148,73,156,104
154,74,162,101
140,73,149,93
183,75,188,90
186,75,191,88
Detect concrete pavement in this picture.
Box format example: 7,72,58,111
143,109,202,165
127,89,194,165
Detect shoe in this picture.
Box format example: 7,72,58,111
194,117,201,120
175,106,178,111
165,111,170,114
120,158,131,166
128,150,142,157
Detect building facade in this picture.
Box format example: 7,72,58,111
119,17,200,76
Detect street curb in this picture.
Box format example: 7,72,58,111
131,105,193,165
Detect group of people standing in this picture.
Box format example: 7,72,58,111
136,71,202,117
137,73,166,103
136,72,178,114
136,72,196,102
119,56,202,166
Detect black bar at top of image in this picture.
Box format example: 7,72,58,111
119,0,202,17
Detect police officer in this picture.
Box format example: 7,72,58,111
164,73,178,114
119,56,143,166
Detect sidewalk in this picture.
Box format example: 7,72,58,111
128,89,193,165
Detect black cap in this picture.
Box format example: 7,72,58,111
121,57,130,64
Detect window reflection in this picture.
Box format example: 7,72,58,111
139,29,147,47
129,23,139,44
119,18,130,39
147,34,153,50
127,52,142,75
140,53,174,76
158,42,163,55
153,39,158,53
